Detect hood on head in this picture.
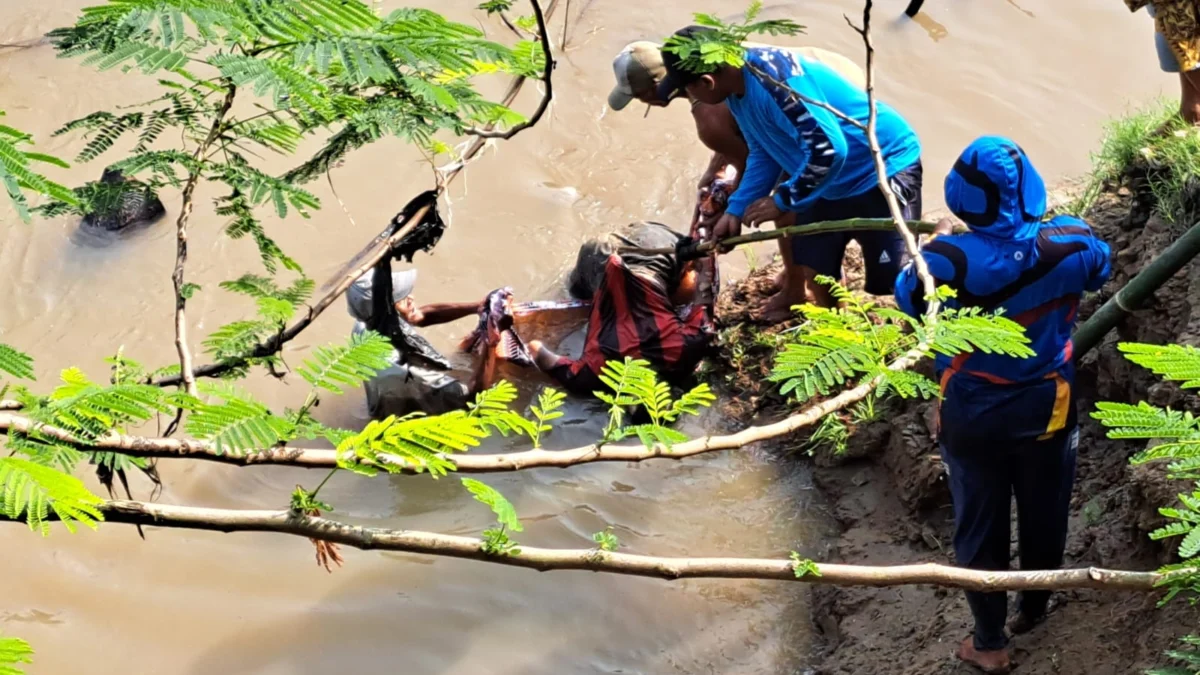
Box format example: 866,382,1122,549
944,136,1046,240
346,269,417,322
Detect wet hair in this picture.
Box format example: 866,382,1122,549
568,222,687,300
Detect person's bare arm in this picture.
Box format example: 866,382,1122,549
398,299,482,327
693,103,749,181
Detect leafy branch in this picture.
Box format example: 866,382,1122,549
0,110,77,223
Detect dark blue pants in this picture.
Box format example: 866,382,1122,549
940,426,1078,651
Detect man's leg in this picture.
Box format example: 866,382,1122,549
856,229,908,296
1182,70,1200,126
1011,426,1079,628
757,209,845,320
942,441,1013,657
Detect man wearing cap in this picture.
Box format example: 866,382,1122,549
650,26,923,320
346,260,494,418
608,41,863,234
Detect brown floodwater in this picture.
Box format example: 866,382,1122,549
0,1,1170,673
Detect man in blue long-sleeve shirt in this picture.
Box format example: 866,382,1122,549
658,26,923,320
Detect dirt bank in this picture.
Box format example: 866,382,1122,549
711,182,1200,674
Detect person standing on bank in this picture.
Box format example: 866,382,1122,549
655,26,923,320
1125,1,1200,126
607,40,866,290
895,137,1112,674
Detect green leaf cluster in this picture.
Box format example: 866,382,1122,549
662,1,804,75
1094,342,1200,609
594,357,716,447
1148,635,1200,675
0,634,33,675
0,110,77,223
790,551,821,579
768,277,1033,404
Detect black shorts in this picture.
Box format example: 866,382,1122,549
789,160,923,296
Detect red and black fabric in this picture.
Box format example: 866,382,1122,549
548,255,712,397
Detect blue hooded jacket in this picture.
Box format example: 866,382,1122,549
724,48,922,219
895,137,1112,442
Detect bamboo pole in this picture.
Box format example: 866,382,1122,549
4,499,1162,593
1073,219,1200,359
617,218,946,258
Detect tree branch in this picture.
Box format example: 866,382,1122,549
172,82,238,398
0,499,1161,592
2,357,912,473
850,0,940,322
152,0,563,388
463,0,554,140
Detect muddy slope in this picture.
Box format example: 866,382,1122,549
712,185,1200,674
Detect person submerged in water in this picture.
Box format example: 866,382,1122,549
347,255,523,418
528,222,714,396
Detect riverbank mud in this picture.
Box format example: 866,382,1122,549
710,180,1200,674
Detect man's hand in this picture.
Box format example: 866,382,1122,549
744,197,783,228
711,213,742,251
933,217,957,237
395,296,425,325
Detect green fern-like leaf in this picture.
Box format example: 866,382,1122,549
931,307,1035,358
0,457,104,535
186,384,293,453
528,386,565,449
336,411,489,476
211,53,336,119
6,434,85,474
1147,635,1200,675
34,368,176,441
0,344,34,381
623,423,689,449
461,477,522,532
878,368,940,400
1121,342,1200,389
0,633,33,675
0,111,78,222
298,331,394,394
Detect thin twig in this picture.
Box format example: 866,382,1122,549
172,82,238,398
849,0,939,322
561,0,571,50
0,500,1163,593
463,0,554,139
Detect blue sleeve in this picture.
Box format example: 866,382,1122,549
895,240,958,317
894,260,923,318
726,129,782,218
1085,236,1112,292
770,76,846,213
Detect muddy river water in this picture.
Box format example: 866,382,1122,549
0,1,1172,673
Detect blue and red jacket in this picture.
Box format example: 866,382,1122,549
895,136,1112,443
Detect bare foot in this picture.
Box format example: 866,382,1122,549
957,637,1011,674
767,269,784,294
752,289,804,324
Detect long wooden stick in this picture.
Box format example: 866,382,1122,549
618,218,946,257
1,500,1161,592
